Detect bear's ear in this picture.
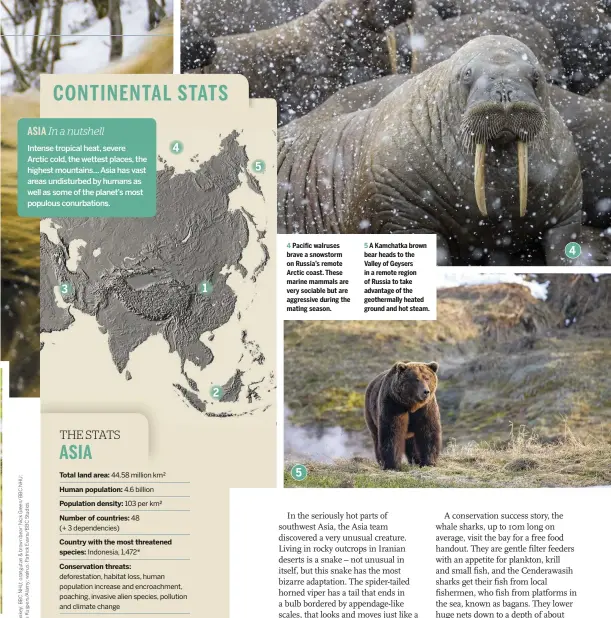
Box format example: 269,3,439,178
396,362,407,372
428,362,439,373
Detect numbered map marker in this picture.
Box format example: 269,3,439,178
565,242,582,259
170,140,184,154
198,281,213,295
251,159,266,173
210,385,223,400
58,282,74,297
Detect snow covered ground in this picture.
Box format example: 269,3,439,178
437,272,550,300
1,0,173,93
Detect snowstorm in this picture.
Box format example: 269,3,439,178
183,0,611,265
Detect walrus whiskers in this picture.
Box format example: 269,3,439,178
474,143,487,216
518,141,528,217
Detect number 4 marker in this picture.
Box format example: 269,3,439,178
170,140,184,154
564,242,581,259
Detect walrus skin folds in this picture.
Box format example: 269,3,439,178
278,35,583,266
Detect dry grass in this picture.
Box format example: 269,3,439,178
285,424,611,488
284,305,481,431
285,283,611,443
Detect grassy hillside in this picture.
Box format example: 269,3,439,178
284,275,611,488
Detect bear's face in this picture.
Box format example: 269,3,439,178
390,361,439,412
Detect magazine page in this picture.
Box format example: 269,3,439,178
1,0,610,616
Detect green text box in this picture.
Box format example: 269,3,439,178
18,118,156,217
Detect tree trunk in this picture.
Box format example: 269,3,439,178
0,26,29,91
30,0,44,70
0,0,19,25
50,0,63,64
108,0,123,61
40,30,56,74
12,0,35,24
146,0,165,30
92,0,109,18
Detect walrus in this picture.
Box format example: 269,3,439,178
429,0,611,94
190,0,414,124
551,89,611,229
1,19,174,396
180,21,218,72
279,35,583,266
588,78,611,103
394,10,563,78
295,74,411,124
302,70,611,235
180,0,436,63
180,0,441,38
181,0,322,37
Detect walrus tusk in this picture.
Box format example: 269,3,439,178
386,27,398,75
517,141,528,217
474,143,487,216
406,22,418,72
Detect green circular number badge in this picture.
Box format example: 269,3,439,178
251,159,266,174
290,464,308,482
170,140,184,155
564,242,581,259
59,281,74,296
210,385,223,400
198,280,213,295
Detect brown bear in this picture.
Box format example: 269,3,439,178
364,361,441,470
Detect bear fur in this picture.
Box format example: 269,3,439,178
364,361,441,470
